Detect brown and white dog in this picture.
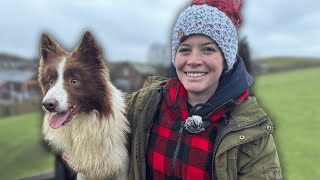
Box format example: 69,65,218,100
38,32,130,180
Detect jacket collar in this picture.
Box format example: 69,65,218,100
230,96,268,128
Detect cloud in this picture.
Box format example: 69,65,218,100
0,0,319,61
241,0,320,58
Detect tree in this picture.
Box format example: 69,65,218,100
147,42,170,67
238,36,253,75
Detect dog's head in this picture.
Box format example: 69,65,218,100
38,32,113,129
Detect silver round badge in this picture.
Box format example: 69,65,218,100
184,115,205,133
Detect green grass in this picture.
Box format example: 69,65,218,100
253,67,320,180
257,56,320,68
0,112,54,180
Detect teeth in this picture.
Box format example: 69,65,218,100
71,104,77,112
186,72,206,78
62,122,70,126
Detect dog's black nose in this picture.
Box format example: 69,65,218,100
43,98,58,112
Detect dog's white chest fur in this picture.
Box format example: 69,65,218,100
43,86,130,179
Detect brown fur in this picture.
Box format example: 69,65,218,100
39,32,113,117
39,32,130,179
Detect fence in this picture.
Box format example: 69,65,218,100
0,97,41,117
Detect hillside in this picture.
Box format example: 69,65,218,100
254,56,320,74
0,53,37,70
0,112,54,180
253,67,320,179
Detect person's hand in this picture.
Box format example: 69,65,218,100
62,153,85,174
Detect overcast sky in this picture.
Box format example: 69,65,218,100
0,0,319,62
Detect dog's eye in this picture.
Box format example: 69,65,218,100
49,79,54,85
71,79,80,85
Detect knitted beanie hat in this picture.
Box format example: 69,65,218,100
172,0,243,72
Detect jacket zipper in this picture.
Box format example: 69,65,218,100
172,121,185,178
171,83,184,178
211,115,269,179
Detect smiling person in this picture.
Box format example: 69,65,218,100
175,35,225,107
126,0,282,179
63,0,282,179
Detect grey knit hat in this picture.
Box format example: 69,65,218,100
172,4,238,72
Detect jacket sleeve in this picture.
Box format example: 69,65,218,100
237,134,283,180
125,76,168,180
124,76,168,129
124,91,141,128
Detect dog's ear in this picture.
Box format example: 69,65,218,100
76,31,103,58
40,34,63,60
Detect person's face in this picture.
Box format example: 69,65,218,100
175,34,224,100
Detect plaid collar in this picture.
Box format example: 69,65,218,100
163,78,249,123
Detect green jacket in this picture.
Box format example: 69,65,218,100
126,76,282,180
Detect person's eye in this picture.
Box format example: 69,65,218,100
178,48,191,53
203,47,216,52
178,48,191,56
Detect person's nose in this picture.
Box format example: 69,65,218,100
187,50,203,66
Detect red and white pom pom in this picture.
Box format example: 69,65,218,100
192,0,244,26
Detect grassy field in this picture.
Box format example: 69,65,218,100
257,56,320,68
254,67,320,180
0,67,319,179
0,112,54,180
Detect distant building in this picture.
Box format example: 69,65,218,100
0,70,39,101
0,53,39,100
0,71,41,117
109,62,167,92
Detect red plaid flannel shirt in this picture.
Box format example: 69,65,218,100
146,78,249,180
